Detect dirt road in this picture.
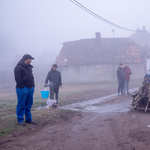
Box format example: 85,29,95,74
1,94,150,150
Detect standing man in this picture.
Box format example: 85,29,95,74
143,69,150,84
14,54,36,126
45,64,62,106
116,63,125,95
124,62,132,94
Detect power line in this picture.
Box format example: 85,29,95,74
70,0,114,28
70,0,135,31
70,0,149,32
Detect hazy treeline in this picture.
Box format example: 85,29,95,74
0,32,58,88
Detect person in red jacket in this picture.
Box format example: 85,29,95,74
123,62,132,94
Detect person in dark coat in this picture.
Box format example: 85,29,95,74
14,54,36,126
123,63,132,94
45,64,62,106
144,69,150,82
116,63,125,95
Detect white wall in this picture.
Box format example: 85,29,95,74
146,59,150,72
59,63,145,84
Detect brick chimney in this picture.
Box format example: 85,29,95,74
95,32,101,39
95,32,101,46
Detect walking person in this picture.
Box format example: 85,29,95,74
117,63,125,95
45,64,62,106
14,54,37,126
123,63,132,94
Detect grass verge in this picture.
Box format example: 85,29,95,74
0,108,77,137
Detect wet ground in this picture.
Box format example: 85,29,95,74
2,88,150,150
62,94,130,113
62,88,138,113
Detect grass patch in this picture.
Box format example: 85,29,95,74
0,114,23,137
32,100,47,108
59,90,84,97
0,102,77,137
58,101,73,106
0,102,16,109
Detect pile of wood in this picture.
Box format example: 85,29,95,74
131,77,150,112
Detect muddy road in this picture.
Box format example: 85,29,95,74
1,93,150,150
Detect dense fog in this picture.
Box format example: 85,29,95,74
0,0,150,87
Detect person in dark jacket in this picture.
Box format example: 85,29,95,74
123,63,132,94
144,69,150,82
45,64,62,106
14,54,36,126
116,63,125,95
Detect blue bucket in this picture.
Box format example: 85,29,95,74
40,91,49,98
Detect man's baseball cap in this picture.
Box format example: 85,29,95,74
23,54,34,60
119,63,123,65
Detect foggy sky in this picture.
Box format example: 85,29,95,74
0,0,150,60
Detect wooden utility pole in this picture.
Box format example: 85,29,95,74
112,29,115,38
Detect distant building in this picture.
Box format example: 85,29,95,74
129,26,150,72
129,26,150,49
56,32,146,84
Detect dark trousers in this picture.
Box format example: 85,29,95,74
118,80,125,95
50,82,59,104
16,87,34,123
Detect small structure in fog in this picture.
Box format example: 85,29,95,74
55,32,146,84
129,26,150,49
129,26,150,72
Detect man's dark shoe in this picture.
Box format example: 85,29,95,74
26,121,37,125
18,122,25,126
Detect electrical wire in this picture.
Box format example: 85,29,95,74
70,0,135,31
70,0,149,32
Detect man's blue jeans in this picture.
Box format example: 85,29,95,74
16,87,34,123
124,80,129,94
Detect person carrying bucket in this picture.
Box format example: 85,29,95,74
45,64,62,106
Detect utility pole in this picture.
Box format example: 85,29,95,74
112,29,115,38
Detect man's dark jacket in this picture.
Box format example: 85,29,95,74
45,70,62,86
117,67,125,81
14,59,35,89
144,72,150,83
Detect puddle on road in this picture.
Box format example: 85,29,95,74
62,98,130,113
61,89,138,113
82,100,130,113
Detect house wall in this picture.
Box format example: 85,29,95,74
146,59,150,72
59,63,145,84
